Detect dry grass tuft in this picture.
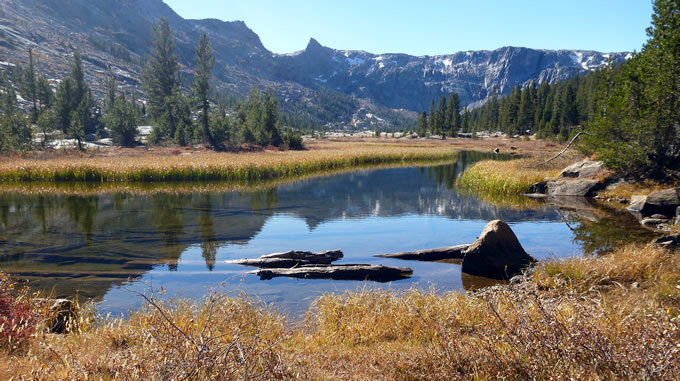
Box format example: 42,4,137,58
1,243,679,379
458,157,565,196
597,179,680,200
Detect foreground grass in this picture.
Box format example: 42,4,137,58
0,142,457,183
1,243,679,380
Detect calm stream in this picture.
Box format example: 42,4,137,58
0,152,657,316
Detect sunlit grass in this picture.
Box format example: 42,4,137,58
0,159,456,196
458,158,562,196
1,243,679,379
0,143,457,183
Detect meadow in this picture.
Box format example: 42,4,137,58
0,140,468,183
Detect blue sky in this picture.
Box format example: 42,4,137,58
164,0,653,55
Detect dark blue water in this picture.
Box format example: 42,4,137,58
0,152,656,316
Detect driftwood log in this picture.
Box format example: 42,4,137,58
226,250,343,268
375,244,470,261
250,264,413,282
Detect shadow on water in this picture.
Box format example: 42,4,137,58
0,151,659,314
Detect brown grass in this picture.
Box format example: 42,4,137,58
0,141,459,183
458,155,572,196
1,242,679,379
0,138,561,183
597,179,680,200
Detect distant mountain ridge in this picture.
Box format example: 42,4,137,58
0,0,630,127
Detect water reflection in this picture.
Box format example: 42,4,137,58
0,152,658,314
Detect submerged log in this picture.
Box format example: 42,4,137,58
250,264,413,282
226,250,343,268
375,244,470,261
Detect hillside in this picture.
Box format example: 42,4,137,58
0,0,629,128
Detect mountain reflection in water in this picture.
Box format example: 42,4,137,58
0,152,658,315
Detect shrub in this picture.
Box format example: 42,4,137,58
0,273,38,351
283,130,305,150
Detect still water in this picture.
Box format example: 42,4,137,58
0,152,657,316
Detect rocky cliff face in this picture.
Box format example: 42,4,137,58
276,39,630,110
0,0,630,126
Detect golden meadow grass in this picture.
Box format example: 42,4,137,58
0,143,457,183
1,243,679,380
458,156,569,196
0,159,456,196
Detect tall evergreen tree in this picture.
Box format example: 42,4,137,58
54,77,74,134
462,104,470,133
37,76,53,112
417,111,428,137
586,0,680,173
436,95,446,138
104,78,140,147
0,81,31,152
143,18,180,143
194,32,216,148
53,48,95,146
428,99,436,135
23,48,38,122
450,93,461,134
487,88,499,130
518,81,536,134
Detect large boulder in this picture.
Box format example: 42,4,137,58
560,160,605,178
627,188,680,216
547,179,600,197
462,220,537,280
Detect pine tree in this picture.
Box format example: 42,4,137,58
37,109,55,149
54,78,74,134
104,79,140,147
68,109,85,150
436,95,446,138
450,93,461,135
245,88,262,144
143,18,180,143
417,111,427,137
194,32,216,148
586,0,680,173
23,48,38,122
262,90,282,146
518,82,536,134
488,88,499,130
53,48,96,145
0,81,31,152
210,105,231,146
37,76,53,112
462,104,470,133
428,100,436,135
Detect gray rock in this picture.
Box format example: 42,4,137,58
523,193,548,199
461,220,537,280
641,218,669,226
627,188,680,215
652,234,680,250
526,182,547,194
547,179,600,197
651,214,669,219
37,298,76,334
606,178,631,190
560,160,604,178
